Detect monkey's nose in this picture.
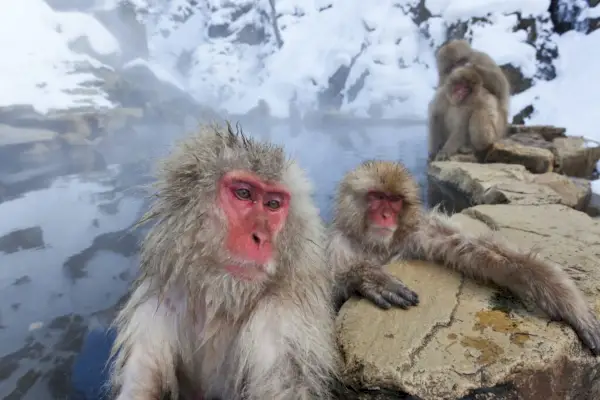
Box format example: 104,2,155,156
251,232,266,246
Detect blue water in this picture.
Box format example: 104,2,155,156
0,122,428,399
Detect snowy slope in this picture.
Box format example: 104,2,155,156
1,0,600,139
0,0,120,113
147,0,556,119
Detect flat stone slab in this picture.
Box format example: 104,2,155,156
337,205,600,399
428,162,591,211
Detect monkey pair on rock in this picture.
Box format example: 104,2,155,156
110,123,600,400
428,39,510,161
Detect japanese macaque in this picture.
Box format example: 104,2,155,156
436,39,510,104
109,123,338,399
428,40,510,161
326,160,600,355
429,65,508,161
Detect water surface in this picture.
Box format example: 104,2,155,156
0,121,428,399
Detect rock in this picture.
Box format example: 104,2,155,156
507,124,567,141
552,136,600,178
532,174,592,211
485,138,555,173
97,107,144,135
0,227,45,254
337,205,600,399
93,1,149,66
0,124,58,147
428,162,591,211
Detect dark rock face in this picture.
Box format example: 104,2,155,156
0,227,45,254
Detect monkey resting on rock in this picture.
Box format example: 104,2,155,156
429,39,510,161
326,160,600,355
109,123,339,400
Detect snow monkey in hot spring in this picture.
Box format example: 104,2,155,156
109,123,339,400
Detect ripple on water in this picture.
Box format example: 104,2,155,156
0,122,429,399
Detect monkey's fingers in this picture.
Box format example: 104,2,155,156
385,277,420,306
361,288,392,310
380,290,416,309
572,313,600,356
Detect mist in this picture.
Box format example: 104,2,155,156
0,1,432,398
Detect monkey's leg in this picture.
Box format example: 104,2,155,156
468,107,498,151
434,123,467,161
428,108,447,161
345,262,420,309
111,287,180,400
411,211,600,355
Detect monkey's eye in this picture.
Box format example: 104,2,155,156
367,192,386,201
265,199,281,210
234,188,252,200
389,195,403,202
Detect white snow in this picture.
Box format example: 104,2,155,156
124,58,186,91
1,0,600,157
517,29,600,139
425,0,549,21
0,0,121,113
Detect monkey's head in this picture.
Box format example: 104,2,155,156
436,39,472,79
141,123,320,294
334,160,421,247
445,65,482,105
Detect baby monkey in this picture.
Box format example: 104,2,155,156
429,40,510,161
431,65,507,161
327,160,600,355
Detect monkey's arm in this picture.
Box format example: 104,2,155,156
407,210,600,355
427,96,447,161
110,283,180,400
470,54,510,102
434,118,468,161
327,231,419,309
468,97,502,151
241,299,338,400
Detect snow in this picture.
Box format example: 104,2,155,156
1,0,600,151
0,0,120,113
518,29,600,138
425,0,549,21
124,58,186,90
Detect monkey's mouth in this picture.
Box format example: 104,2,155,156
224,262,270,281
371,225,396,235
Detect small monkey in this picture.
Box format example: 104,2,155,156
109,123,338,399
429,65,507,161
429,40,510,161
327,160,600,355
436,39,510,105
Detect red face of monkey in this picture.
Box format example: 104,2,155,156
365,191,403,237
452,81,471,103
218,170,290,281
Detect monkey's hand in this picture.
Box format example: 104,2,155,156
433,152,451,162
348,264,419,309
565,308,600,356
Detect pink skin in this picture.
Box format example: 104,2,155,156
218,170,290,280
366,191,403,233
452,82,471,103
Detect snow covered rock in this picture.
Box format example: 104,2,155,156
143,0,563,122
428,161,591,210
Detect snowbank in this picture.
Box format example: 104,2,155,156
516,29,600,139
147,0,556,119
2,0,599,138
0,0,120,113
